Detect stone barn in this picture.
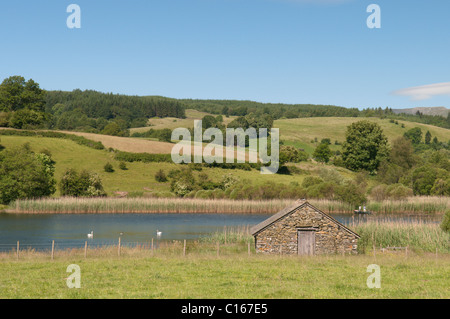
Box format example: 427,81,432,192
251,200,360,255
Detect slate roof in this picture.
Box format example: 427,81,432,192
250,200,360,238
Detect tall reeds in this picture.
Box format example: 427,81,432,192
351,218,450,253
9,197,295,214
8,196,449,215
199,225,254,244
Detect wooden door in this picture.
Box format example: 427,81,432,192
297,230,315,255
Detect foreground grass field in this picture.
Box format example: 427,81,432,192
0,251,449,299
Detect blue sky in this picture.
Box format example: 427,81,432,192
1,0,449,109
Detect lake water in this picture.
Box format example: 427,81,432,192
0,213,440,251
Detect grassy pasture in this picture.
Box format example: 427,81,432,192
130,114,450,155
0,135,301,196
0,248,448,299
275,117,450,152
130,109,237,133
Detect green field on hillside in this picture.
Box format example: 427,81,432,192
1,114,448,198
130,111,450,155
275,117,450,147
0,135,311,196
130,109,237,133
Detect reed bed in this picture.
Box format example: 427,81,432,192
9,197,295,214
199,225,254,244
8,196,449,215
351,218,450,253
365,196,450,215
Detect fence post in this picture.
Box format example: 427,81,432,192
118,237,121,257
84,241,87,259
16,241,19,260
224,226,227,245
51,240,55,260
372,233,376,258
217,242,220,257
183,239,186,257
151,238,154,256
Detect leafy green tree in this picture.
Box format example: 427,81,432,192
119,161,127,170
342,121,389,172
403,127,423,144
302,176,324,188
431,136,440,150
155,169,168,182
101,122,128,137
202,115,218,130
425,130,432,144
411,165,437,195
104,162,114,173
313,142,332,163
157,128,172,143
0,76,46,112
60,169,106,197
431,178,450,196
377,137,416,184
389,137,416,169
220,174,239,190
335,181,367,206
279,146,308,165
0,145,56,204
9,109,47,129
441,210,450,233
227,113,273,131
0,76,47,128
0,112,10,127
169,168,196,197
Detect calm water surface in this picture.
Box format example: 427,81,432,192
0,213,440,251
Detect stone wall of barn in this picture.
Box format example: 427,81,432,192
254,205,359,255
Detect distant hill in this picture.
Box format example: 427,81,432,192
392,107,449,117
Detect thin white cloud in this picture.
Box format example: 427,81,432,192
392,82,450,101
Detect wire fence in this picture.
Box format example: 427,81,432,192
0,241,157,252
0,238,255,260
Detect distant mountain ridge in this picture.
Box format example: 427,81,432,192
392,107,449,117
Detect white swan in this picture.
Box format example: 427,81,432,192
87,231,94,239
156,229,162,237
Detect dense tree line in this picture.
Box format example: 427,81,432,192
2,76,448,137
181,99,361,119
0,76,187,134
45,90,186,132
